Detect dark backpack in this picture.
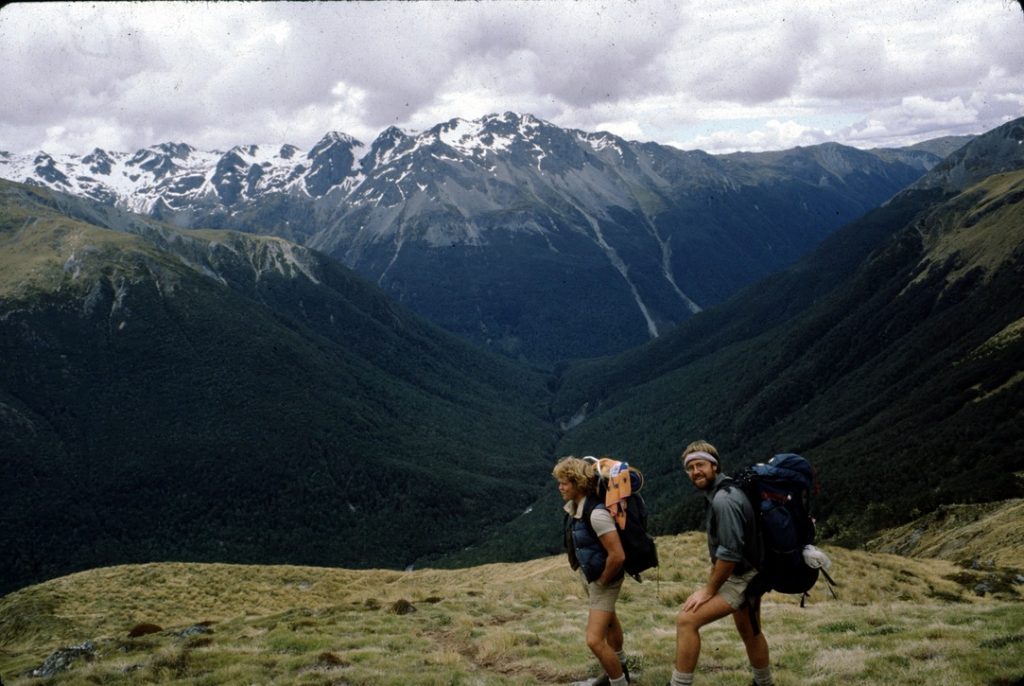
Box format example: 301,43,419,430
731,453,834,601
580,458,659,582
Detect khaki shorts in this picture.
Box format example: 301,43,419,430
719,568,758,609
579,570,624,612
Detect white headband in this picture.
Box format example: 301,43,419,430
683,450,718,468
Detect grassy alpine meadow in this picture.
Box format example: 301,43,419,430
1,532,1021,686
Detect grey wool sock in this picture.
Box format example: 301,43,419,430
670,669,694,686
752,665,774,685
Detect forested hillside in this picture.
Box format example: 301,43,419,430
427,119,1024,568
0,180,556,595
553,123,1024,545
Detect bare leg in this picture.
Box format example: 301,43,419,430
606,612,623,653
586,609,624,678
733,603,770,669
675,594,735,673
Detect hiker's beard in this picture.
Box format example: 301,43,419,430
690,470,716,491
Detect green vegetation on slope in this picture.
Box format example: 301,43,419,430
543,168,1024,548
866,498,1024,568
0,180,558,595
0,526,1021,685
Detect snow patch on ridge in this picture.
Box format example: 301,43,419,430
438,118,515,156
579,132,624,157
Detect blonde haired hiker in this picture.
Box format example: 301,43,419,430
554,456,630,685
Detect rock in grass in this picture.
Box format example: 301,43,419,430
31,641,97,677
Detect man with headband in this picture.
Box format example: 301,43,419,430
670,440,773,686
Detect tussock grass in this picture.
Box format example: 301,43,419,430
914,168,1024,289
1,532,1021,685
867,498,1024,569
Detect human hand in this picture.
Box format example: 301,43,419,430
682,586,714,613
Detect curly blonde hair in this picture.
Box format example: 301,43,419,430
552,456,598,495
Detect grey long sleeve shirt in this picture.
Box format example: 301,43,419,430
704,473,760,575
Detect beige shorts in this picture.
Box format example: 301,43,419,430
579,570,624,612
719,568,758,609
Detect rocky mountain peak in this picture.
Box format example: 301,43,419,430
308,131,363,157
366,126,413,170
82,148,114,175
154,142,195,159
33,152,70,186
483,111,545,133
305,132,363,197
233,144,260,157
911,116,1024,193
126,144,192,180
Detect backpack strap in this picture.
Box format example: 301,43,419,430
562,512,578,570
579,495,600,539
713,476,763,575
821,568,839,599
743,593,763,636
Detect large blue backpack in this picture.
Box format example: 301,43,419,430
731,453,835,603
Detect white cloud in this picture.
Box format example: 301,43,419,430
676,119,833,155
840,95,991,148
0,0,1021,155
593,119,646,141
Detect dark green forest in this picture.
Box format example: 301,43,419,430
547,182,1024,548
426,160,1024,569
0,181,558,594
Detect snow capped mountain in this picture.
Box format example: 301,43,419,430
0,133,369,214
304,131,366,197
0,111,939,236
1,143,215,213
0,112,946,362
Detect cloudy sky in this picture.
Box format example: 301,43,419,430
1,1,1021,156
